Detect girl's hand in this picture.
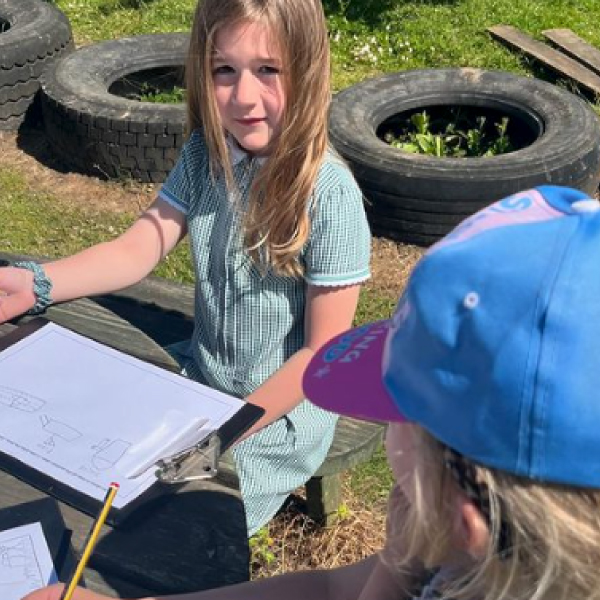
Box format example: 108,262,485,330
21,584,64,600
0,265,36,322
22,584,111,600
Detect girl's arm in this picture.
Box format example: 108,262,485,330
23,553,413,600
242,282,361,437
0,199,186,322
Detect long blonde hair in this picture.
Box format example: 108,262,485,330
185,0,331,276
386,427,600,600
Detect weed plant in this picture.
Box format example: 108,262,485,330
139,85,186,104
383,109,514,158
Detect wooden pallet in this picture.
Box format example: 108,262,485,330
488,24,600,96
542,28,600,77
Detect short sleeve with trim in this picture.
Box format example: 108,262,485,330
158,130,209,215
304,156,371,287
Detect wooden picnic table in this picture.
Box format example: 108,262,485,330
0,297,250,598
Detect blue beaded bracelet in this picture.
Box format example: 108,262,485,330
14,261,54,315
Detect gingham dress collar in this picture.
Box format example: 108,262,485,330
226,135,268,167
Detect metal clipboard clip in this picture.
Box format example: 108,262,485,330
154,433,221,484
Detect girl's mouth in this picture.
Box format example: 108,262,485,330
237,118,265,126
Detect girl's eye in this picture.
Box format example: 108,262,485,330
212,65,234,75
258,65,280,75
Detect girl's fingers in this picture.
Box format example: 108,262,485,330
0,267,35,322
21,583,65,600
0,290,36,322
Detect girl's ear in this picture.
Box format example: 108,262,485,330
452,495,491,559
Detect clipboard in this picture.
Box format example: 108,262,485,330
0,318,264,525
0,497,78,584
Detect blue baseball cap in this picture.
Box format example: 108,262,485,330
304,186,600,488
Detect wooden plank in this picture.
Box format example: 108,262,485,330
542,28,600,77
487,25,600,96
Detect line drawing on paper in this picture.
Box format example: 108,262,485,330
0,534,45,595
39,415,82,442
0,386,45,412
91,439,131,470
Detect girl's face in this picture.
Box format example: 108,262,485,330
211,20,286,157
385,422,418,501
386,424,488,567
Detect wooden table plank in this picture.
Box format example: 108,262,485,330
0,300,250,597
488,25,600,95
542,28,600,77
0,470,248,597
43,298,179,372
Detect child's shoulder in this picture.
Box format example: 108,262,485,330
184,128,209,154
314,147,361,197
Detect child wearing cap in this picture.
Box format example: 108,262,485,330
23,184,600,600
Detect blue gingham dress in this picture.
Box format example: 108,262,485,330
159,130,371,535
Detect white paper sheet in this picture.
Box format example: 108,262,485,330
0,322,245,509
0,522,57,600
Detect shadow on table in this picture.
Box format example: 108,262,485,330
94,293,194,348
91,485,250,597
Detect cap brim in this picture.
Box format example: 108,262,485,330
303,320,406,423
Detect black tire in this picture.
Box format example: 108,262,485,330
0,0,73,130
330,68,600,245
40,34,189,183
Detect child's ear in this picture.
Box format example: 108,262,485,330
452,495,490,559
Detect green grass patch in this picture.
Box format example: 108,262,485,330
54,0,600,92
355,288,397,326
347,445,394,505
0,168,194,282
0,169,129,256
52,0,196,44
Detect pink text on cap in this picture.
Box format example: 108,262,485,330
431,189,564,254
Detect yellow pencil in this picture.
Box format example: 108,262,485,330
59,482,120,600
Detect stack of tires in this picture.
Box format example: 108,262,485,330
40,34,188,183
0,0,73,130
0,0,187,183
329,69,600,246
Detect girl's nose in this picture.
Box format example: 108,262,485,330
233,70,259,106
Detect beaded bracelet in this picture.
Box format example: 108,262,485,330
13,261,54,315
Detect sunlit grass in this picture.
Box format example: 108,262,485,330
55,0,600,91
0,168,194,282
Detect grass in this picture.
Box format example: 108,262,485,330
53,0,600,92
0,170,128,256
0,168,195,282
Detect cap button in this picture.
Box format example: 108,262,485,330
572,199,600,213
463,291,480,309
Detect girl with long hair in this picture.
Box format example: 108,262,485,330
0,0,371,536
